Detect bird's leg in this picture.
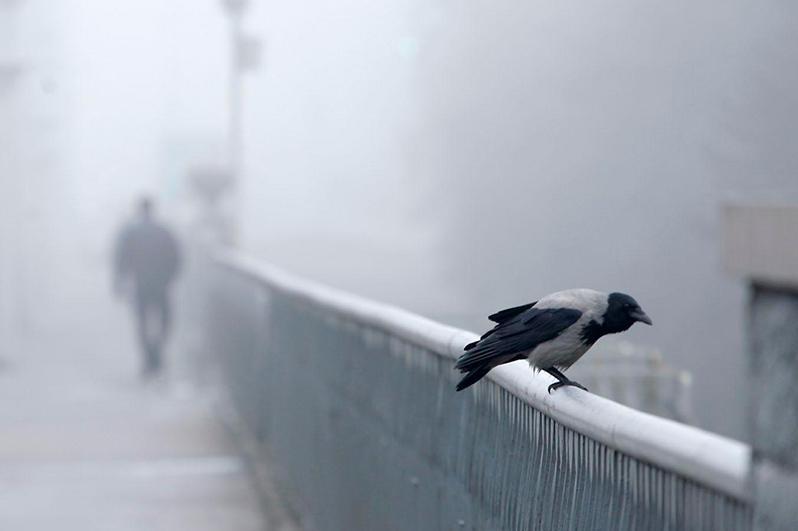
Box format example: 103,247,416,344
544,367,588,394
543,368,569,393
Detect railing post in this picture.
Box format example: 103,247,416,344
723,203,798,530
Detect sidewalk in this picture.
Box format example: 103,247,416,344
0,291,271,530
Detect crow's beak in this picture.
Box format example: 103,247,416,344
631,308,653,326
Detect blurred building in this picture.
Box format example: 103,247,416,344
0,0,26,349
724,204,798,530
0,0,71,343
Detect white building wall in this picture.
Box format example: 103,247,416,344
0,0,73,340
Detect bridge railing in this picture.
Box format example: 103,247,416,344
201,251,752,531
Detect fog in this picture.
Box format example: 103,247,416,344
3,0,798,450
240,1,798,439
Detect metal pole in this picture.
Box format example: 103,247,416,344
228,8,243,182
221,0,248,245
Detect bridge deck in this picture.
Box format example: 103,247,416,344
0,292,274,530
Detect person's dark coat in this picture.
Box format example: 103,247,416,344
114,219,181,297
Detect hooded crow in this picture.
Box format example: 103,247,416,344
455,290,652,393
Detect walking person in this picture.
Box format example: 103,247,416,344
113,197,182,377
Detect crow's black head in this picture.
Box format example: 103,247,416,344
602,292,652,333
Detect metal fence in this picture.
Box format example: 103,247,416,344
202,252,752,531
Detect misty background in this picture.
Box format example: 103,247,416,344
3,0,798,441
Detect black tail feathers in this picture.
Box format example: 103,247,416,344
456,366,491,392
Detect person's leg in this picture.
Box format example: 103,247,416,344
149,291,171,374
135,294,156,376
160,290,172,344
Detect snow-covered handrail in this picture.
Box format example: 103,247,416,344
218,250,750,501
207,250,752,530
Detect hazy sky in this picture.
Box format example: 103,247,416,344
61,0,227,220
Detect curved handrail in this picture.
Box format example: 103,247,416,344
217,251,751,501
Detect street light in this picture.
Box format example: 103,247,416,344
218,0,255,244
221,0,249,174
221,0,248,14
188,165,236,246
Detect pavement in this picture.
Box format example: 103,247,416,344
0,282,275,530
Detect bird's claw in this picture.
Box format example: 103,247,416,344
547,380,589,394
571,381,589,392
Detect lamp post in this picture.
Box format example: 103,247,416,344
219,0,250,244
221,0,248,178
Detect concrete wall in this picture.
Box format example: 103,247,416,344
724,204,798,288
724,204,798,530
748,286,798,529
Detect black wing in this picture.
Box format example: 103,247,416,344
456,307,582,372
488,302,537,324
463,301,538,351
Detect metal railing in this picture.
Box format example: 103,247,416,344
202,252,752,531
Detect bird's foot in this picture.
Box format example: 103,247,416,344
570,380,588,392
547,380,589,394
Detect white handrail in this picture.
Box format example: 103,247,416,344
218,251,751,501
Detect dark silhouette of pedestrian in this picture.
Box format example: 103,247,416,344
113,197,182,377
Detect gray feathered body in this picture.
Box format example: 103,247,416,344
455,289,613,391
527,289,607,369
